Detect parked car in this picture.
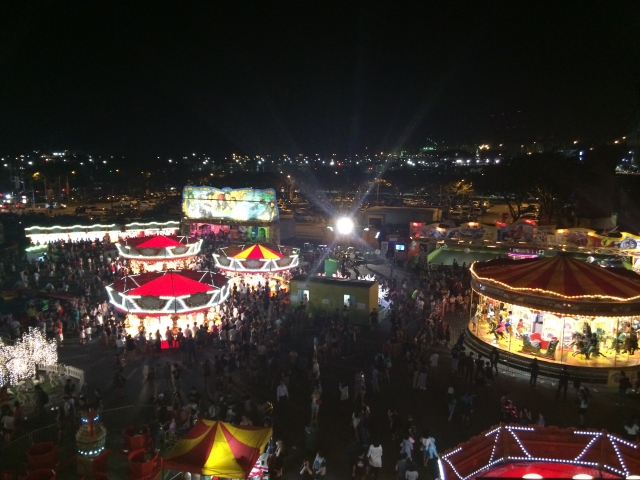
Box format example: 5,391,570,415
75,206,89,215
87,207,109,217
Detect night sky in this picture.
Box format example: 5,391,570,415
0,2,638,156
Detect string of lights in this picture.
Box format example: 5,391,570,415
0,328,58,387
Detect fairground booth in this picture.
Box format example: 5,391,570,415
25,220,179,244
182,186,281,244
105,270,230,339
439,424,639,480
468,255,640,381
115,234,203,273
213,243,299,293
289,275,379,327
163,420,272,479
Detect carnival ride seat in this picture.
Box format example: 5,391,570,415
123,425,150,452
127,449,161,480
20,469,56,480
522,334,558,358
26,442,57,469
521,334,541,354
530,332,551,350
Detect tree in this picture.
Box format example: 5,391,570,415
483,159,532,222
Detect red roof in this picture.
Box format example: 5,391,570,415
135,235,185,249
472,255,640,300
128,272,214,297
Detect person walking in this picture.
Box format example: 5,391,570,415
577,386,590,426
367,441,383,479
312,450,326,479
276,379,289,412
446,387,456,422
489,347,500,375
311,388,321,423
529,358,539,388
556,366,570,401
618,371,632,407
351,450,367,480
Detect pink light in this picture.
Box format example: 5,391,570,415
508,253,538,258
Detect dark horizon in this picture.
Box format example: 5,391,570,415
0,2,638,158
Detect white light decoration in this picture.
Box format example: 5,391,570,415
0,328,58,387
106,271,230,317
116,239,202,262
440,425,639,480
25,221,179,245
336,217,354,235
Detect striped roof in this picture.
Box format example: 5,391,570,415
232,244,283,260
471,255,640,301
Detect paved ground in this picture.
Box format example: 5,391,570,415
22,263,640,479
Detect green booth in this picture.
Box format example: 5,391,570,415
289,275,378,326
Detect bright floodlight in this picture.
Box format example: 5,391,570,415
336,217,354,235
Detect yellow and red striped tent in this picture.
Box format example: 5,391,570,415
232,244,283,260
163,420,272,478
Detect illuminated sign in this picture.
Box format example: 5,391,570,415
182,187,279,222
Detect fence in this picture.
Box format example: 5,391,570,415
36,363,85,389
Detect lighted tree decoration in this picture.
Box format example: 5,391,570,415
0,328,58,387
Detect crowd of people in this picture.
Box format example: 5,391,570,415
1,238,639,480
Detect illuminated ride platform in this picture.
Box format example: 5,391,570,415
212,243,299,295
467,255,640,384
213,244,299,274
439,424,639,480
105,270,230,337
115,235,202,273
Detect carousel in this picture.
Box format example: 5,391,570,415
439,424,639,480
115,234,203,273
105,270,230,338
213,243,299,293
470,255,640,368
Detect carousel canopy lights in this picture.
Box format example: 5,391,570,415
213,244,298,273
0,328,58,387
336,217,354,235
471,256,640,302
106,270,230,316
116,235,202,261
